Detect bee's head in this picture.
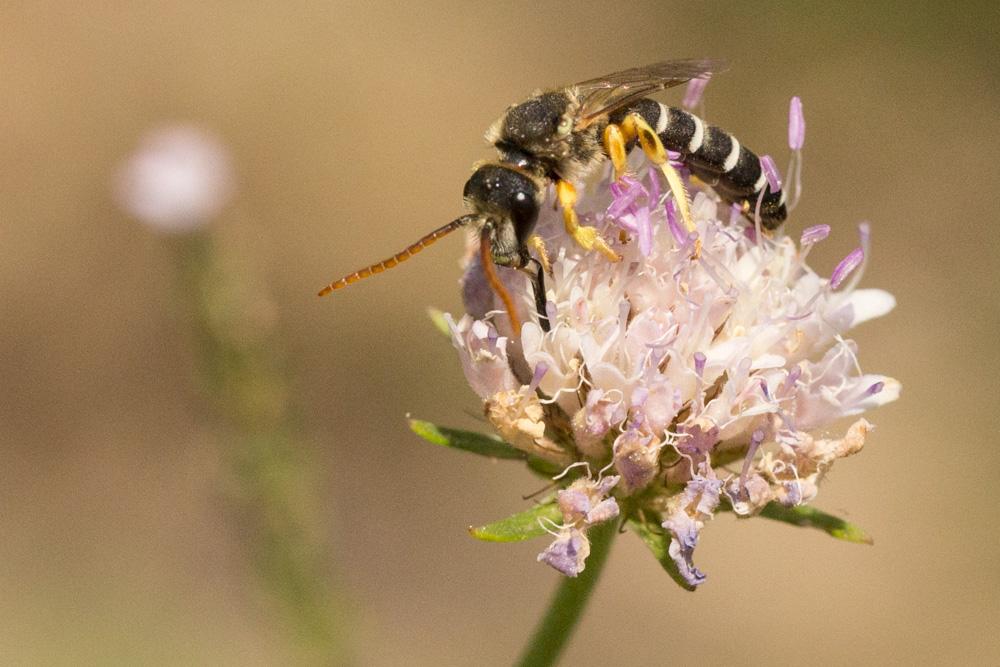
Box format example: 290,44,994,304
463,164,542,267
492,91,575,160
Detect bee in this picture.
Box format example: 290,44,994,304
319,59,787,332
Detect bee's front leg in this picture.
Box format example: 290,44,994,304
555,180,620,262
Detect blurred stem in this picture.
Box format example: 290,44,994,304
516,520,617,667
172,232,348,664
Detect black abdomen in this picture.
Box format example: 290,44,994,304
610,101,787,229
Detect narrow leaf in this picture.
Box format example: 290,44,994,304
470,502,563,542
758,503,874,545
409,419,525,460
627,518,697,592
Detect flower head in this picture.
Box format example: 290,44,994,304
114,124,234,232
446,123,897,585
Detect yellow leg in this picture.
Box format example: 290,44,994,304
621,114,697,236
602,124,628,181
556,180,620,262
527,234,552,275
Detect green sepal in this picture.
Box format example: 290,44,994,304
526,456,565,477
469,501,563,542
627,518,697,592
408,419,525,460
426,307,451,337
757,502,874,545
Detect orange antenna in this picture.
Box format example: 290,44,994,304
318,215,475,296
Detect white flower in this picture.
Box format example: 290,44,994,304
449,160,899,583
114,125,234,232
446,314,519,399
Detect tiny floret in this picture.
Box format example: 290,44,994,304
536,474,621,576
537,527,591,577
663,473,723,586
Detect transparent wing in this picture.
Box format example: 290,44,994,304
573,58,727,129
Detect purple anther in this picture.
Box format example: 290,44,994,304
694,351,706,377
647,165,661,203
830,247,864,289
666,199,686,246
858,221,871,246
608,175,645,217
683,76,710,109
788,96,805,150
637,209,654,257
760,155,782,192
865,381,885,396
740,428,767,488
800,224,830,245
545,301,558,326
529,362,549,393
729,202,742,225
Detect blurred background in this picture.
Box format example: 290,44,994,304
2,1,998,664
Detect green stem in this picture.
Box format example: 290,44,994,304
172,232,349,664
516,520,618,667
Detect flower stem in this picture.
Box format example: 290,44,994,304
172,232,350,663
516,520,618,667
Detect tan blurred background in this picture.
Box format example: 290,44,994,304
2,1,998,664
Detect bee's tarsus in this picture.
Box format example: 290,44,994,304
556,179,620,262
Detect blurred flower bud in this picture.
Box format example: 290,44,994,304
114,125,234,232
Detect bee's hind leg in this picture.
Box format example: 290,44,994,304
555,180,620,262
621,114,697,237
602,123,629,181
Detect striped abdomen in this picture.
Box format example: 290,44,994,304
609,99,787,229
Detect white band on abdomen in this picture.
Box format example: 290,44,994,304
656,102,669,134
688,115,704,153
723,137,741,172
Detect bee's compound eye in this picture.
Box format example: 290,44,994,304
510,189,537,230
